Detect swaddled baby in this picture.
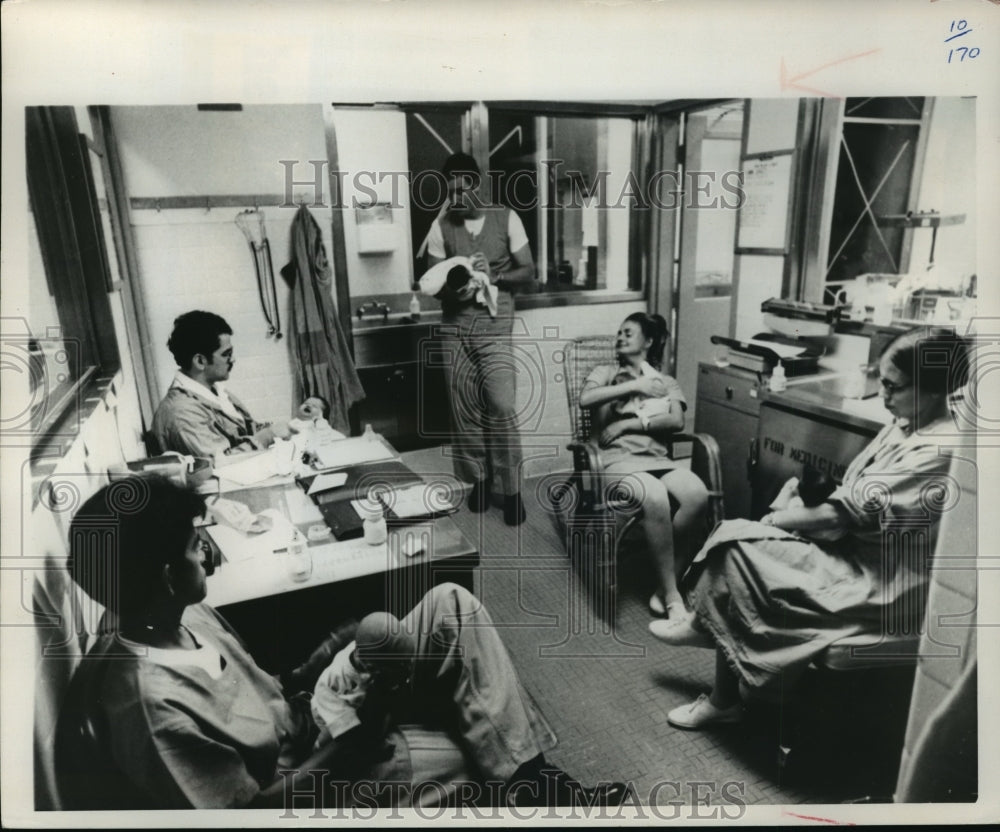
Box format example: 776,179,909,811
608,362,673,429
311,612,417,747
419,255,498,317
769,464,841,542
288,396,345,461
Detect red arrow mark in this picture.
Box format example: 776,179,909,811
780,48,881,97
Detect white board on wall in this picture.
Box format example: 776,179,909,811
737,153,793,251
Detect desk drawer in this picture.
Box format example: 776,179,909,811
697,364,762,416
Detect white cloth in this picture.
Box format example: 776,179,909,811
426,211,529,261
311,640,370,742
170,371,245,425
419,256,499,317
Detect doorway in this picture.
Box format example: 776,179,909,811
673,102,744,429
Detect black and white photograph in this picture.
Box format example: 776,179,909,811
2,0,998,826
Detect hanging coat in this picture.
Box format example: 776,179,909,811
282,205,365,434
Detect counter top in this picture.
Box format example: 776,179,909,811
760,370,890,435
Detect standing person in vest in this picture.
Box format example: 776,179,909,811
425,153,536,526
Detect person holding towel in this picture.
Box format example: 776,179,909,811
424,153,536,526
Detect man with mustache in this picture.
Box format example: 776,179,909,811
424,153,536,526
152,310,290,459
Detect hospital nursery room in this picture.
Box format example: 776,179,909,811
20,97,981,813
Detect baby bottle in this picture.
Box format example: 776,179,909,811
769,362,787,393
363,504,387,546
286,533,313,582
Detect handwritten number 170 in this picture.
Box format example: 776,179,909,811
948,45,980,62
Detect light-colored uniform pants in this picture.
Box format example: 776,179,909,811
348,583,557,807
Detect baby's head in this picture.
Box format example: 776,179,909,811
353,611,416,689
798,465,837,508
298,396,330,422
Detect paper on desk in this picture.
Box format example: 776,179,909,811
307,471,348,496
390,483,452,518
204,508,297,562
313,437,395,470
351,483,456,520
746,338,806,359
284,487,326,525
216,451,281,487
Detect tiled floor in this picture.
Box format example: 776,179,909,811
402,448,910,806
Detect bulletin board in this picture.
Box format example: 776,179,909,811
735,152,795,254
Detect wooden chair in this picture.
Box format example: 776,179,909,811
554,335,724,616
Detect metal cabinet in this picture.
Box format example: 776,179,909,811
693,362,762,520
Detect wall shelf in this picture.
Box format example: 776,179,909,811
129,194,318,212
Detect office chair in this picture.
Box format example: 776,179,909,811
554,335,724,616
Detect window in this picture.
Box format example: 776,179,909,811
488,110,640,294
820,97,977,329
402,103,645,300
825,99,925,284
23,106,119,445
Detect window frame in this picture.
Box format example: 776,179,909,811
25,106,120,453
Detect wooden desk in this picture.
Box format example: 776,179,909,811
202,462,478,672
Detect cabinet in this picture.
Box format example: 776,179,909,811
693,362,762,520
354,362,449,452
353,323,449,451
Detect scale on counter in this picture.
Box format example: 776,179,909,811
711,299,840,376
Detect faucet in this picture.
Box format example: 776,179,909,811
355,300,391,322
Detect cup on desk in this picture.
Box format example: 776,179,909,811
286,535,313,582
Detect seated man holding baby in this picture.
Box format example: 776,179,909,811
152,310,334,461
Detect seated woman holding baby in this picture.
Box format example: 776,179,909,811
579,312,709,619
649,328,969,730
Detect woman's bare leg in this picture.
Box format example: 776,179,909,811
661,469,709,574
624,472,683,611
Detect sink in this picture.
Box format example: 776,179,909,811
351,311,446,368
352,310,442,333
